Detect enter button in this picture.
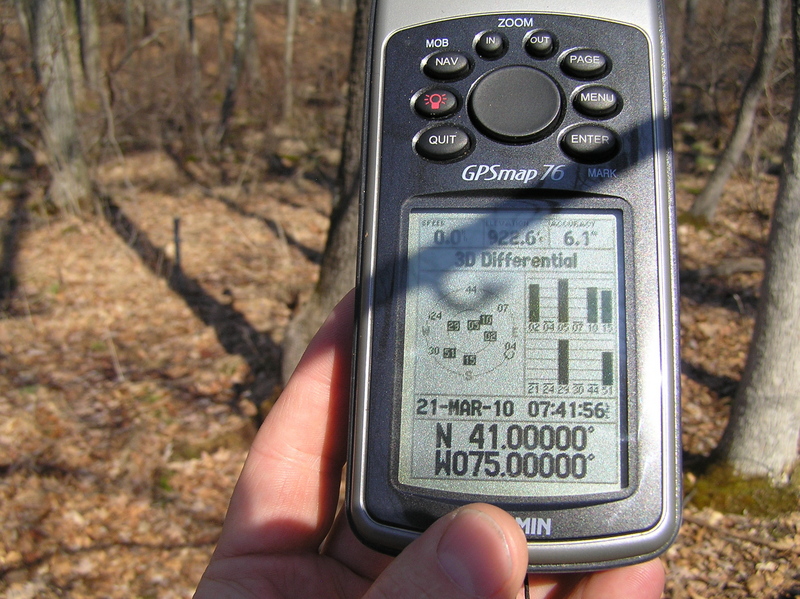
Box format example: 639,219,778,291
560,125,619,163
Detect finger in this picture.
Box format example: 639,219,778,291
214,290,355,559
562,559,665,599
322,508,395,579
321,508,394,580
364,503,529,599
520,573,579,599
521,558,665,599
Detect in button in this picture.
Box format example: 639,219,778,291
475,30,508,59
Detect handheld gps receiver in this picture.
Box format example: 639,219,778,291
347,0,681,572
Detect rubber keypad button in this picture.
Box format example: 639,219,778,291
468,66,562,143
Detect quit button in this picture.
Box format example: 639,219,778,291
415,125,472,161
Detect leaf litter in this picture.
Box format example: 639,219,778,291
0,147,798,599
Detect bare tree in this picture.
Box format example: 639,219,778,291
182,0,199,63
281,0,369,381
124,0,146,50
17,0,92,213
179,0,205,155
218,0,253,144
675,0,699,83
689,0,784,221
284,0,299,122
214,0,230,73
78,0,101,91
59,0,87,104
716,0,800,482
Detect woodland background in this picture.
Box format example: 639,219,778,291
0,0,799,597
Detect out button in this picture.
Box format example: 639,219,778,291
524,30,557,58
415,125,472,161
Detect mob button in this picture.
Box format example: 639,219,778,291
415,125,472,161
560,124,619,163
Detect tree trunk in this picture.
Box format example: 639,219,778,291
124,0,140,50
183,0,199,61
181,0,205,156
58,0,87,105
218,0,252,145
717,0,800,482
176,0,197,75
689,0,783,221
280,0,369,382
283,0,298,122
244,0,262,94
78,0,101,91
22,0,92,214
214,0,229,77
677,0,699,83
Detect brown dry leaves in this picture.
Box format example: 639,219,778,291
666,508,800,599
668,174,800,598
1,161,800,597
1,151,330,597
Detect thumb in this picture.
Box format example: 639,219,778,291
364,503,528,599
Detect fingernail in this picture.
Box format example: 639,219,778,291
437,507,514,598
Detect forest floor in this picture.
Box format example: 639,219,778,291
1,145,799,598
1,6,800,594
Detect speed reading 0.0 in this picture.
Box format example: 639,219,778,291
399,210,625,496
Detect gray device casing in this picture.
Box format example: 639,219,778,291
347,0,681,572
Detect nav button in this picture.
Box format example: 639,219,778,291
422,51,472,81
415,125,472,161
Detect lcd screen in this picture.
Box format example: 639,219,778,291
398,209,627,497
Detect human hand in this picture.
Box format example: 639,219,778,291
194,290,666,598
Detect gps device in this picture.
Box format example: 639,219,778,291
347,0,681,572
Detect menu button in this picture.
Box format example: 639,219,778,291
573,85,620,117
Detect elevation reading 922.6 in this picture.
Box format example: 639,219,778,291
398,208,627,497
